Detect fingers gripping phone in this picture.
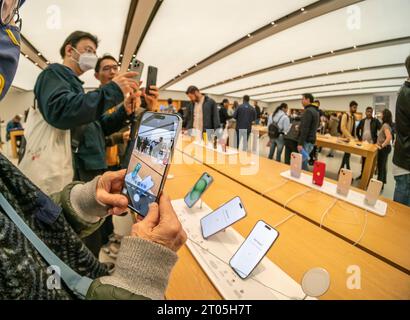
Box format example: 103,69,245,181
312,161,326,187
290,152,302,178
184,173,213,208
337,168,352,196
146,66,158,96
230,221,279,279
130,58,144,82
122,112,182,217
200,197,246,239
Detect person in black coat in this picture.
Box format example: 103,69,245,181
219,98,232,129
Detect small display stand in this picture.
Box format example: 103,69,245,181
193,140,239,155
280,170,387,217
172,199,315,300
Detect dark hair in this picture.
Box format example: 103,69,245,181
405,54,410,77
331,112,337,117
273,103,288,117
222,98,229,104
302,93,314,103
185,85,199,95
349,100,358,108
167,98,173,105
95,55,118,73
314,99,320,105
60,31,99,58
243,95,250,103
381,108,393,126
365,106,373,112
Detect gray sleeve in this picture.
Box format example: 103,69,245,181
98,237,178,300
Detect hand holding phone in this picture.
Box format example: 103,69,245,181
200,197,246,239
184,173,213,208
122,112,182,217
230,221,279,279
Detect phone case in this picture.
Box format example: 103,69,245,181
130,59,144,82
290,152,302,178
337,169,352,196
365,179,383,206
312,161,326,186
146,66,158,95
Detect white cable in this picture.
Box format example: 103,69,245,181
260,180,289,196
187,236,299,300
352,210,368,246
283,189,312,209
319,199,338,228
273,213,296,228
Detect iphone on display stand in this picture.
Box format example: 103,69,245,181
184,173,213,208
229,220,279,279
312,161,326,187
290,152,302,178
200,197,246,239
365,179,383,206
337,168,352,196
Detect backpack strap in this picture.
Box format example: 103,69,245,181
0,193,93,299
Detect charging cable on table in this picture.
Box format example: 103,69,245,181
260,180,289,196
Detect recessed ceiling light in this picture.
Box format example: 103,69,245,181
247,34,251,38
24,54,28,58
353,45,357,49
310,55,313,58
271,21,275,25
35,62,38,66
132,54,136,58
37,53,42,56
46,61,50,64
301,8,305,11
330,50,334,54
120,54,123,57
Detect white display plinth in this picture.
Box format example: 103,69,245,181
280,170,387,217
192,140,239,155
172,199,314,300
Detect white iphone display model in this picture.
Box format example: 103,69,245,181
200,197,246,239
365,178,383,206
230,220,279,279
290,152,302,178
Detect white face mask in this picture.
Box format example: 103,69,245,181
71,47,98,72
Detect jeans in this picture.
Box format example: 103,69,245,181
268,135,285,162
301,142,314,171
377,145,391,184
394,173,410,207
236,129,251,151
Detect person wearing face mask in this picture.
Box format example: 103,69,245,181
18,30,140,195
0,1,187,300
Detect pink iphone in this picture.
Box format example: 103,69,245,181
365,179,383,206
337,169,352,196
312,161,326,187
290,152,302,178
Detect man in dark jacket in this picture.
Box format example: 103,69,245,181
219,98,232,129
297,93,319,170
356,106,381,180
392,55,410,206
233,95,257,151
185,86,220,139
19,31,139,194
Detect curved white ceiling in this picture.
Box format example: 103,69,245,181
137,0,315,87
12,55,42,91
168,0,410,92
